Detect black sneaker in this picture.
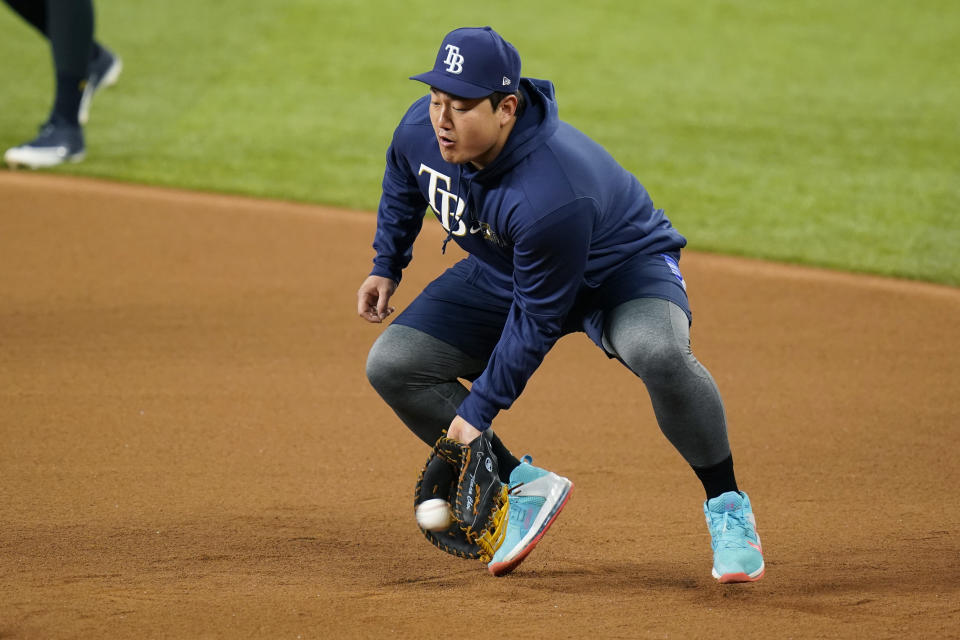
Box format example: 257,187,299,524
4,116,86,169
79,46,123,125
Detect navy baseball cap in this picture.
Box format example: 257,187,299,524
410,26,521,99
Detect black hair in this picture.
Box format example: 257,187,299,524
489,90,525,116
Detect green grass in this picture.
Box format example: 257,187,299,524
2,0,957,285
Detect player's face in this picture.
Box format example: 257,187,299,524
428,89,513,169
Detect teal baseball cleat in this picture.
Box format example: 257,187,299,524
704,491,765,583
488,455,573,576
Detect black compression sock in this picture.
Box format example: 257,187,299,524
44,0,94,125
47,0,94,77
489,433,520,483
52,72,84,125
692,454,739,500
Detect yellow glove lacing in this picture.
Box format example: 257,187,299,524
472,485,510,562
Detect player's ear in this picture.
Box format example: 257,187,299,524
498,94,519,121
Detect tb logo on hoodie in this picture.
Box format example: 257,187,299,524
419,163,467,236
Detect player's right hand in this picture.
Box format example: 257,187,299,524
357,275,397,323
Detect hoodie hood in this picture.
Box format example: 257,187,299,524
465,77,559,184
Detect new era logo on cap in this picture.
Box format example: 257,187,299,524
411,26,521,99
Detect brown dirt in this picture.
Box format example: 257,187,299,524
1,172,958,640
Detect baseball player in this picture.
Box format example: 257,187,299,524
358,26,764,582
3,0,121,169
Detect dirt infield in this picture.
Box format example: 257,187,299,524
1,172,958,639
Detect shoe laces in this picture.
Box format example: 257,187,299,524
711,510,753,550
37,122,56,138
37,114,73,139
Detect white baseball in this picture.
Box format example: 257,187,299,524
416,498,453,531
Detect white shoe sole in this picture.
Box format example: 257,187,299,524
4,147,86,169
713,562,765,583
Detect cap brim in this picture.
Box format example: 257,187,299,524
410,70,493,99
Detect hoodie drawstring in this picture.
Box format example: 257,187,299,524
441,164,467,254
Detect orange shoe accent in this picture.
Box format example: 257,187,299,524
718,567,765,583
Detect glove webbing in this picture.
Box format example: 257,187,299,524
473,485,509,560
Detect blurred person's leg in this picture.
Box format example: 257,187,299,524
3,0,120,168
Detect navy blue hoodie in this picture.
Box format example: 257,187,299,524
371,78,686,430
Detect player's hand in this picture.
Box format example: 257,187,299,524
447,415,483,444
357,275,398,323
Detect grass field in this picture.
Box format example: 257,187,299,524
1,0,957,285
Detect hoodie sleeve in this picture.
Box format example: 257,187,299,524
456,199,594,430
370,137,428,283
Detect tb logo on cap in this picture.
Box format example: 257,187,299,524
443,44,464,74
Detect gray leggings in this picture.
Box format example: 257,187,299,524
366,297,730,468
